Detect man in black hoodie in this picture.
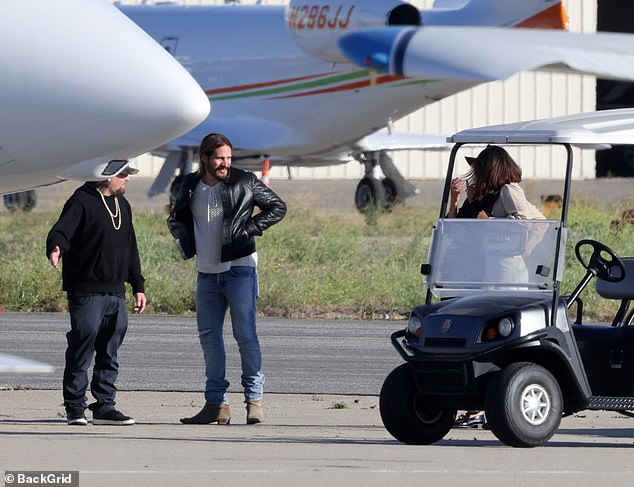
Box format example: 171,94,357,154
46,165,146,426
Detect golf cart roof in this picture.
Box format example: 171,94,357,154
448,108,634,145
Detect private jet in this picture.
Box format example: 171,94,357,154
119,0,634,212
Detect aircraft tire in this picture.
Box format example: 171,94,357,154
354,177,386,213
4,190,37,212
381,178,400,209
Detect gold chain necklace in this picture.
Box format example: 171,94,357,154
97,189,121,230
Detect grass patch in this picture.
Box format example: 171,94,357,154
329,401,349,409
2,200,634,322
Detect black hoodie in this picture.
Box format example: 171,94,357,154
46,182,145,296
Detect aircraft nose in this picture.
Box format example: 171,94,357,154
66,1,211,156
0,0,209,168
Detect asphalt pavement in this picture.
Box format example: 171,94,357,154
1,388,633,487
4,178,634,486
1,313,634,487
0,313,402,395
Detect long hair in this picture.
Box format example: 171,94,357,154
198,133,233,177
466,145,522,200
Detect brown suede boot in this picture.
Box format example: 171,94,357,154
245,400,264,424
180,403,231,424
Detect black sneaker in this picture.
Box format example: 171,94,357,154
92,409,135,426
66,406,88,426
454,411,486,429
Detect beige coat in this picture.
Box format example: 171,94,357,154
491,183,545,220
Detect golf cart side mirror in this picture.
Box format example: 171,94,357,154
420,263,432,275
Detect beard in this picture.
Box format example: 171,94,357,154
209,165,229,181
98,181,126,196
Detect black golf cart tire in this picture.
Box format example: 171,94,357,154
379,364,456,445
485,362,563,448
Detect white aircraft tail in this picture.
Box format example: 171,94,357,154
426,0,569,30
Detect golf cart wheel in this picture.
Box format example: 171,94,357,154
380,364,456,445
485,362,562,448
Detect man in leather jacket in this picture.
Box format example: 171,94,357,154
168,133,286,425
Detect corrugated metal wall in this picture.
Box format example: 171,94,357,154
119,0,599,180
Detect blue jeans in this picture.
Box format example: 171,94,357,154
196,267,264,404
63,294,128,412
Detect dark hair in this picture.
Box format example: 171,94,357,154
467,145,522,200
198,133,232,176
199,133,232,157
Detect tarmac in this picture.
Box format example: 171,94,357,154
1,389,634,487
1,313,634,486
4,178,634,486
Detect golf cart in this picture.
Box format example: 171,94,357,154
381,109,634,448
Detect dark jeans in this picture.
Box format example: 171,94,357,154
63,294,128,412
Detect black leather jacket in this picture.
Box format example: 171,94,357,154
167,168,287,261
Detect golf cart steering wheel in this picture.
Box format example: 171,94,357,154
574,239,625,283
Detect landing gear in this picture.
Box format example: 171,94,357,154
147,148,194,198
354,151,418,213
355,177,385,213
3,190,37,212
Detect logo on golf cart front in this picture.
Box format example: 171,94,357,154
441,319,452,334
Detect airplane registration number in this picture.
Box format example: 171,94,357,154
287,5,355,30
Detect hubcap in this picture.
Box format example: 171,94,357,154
520,383,550,426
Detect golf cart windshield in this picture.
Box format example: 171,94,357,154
425,218,562,298
423,108,634,303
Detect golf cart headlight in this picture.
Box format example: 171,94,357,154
481,316,515,342
498,317,514,337
407,314,423,338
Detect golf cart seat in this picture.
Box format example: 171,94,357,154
573,258,634,396
595,258,634,326
572,322,634,397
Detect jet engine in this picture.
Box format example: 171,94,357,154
286,0,421,64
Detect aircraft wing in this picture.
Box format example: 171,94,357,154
147,118,307,196
163,122,450,154
160,118,303,155
339,26,634,82
354,129,452,152
148,119,453,196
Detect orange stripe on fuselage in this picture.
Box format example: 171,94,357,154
271,75,405,99
516,2,569,30
205,72,336,95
